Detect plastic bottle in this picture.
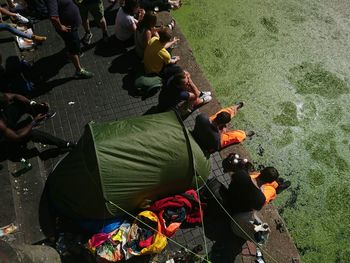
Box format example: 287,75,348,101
12,158,32,177
256,247,265,263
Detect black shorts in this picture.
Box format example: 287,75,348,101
57,27,81,55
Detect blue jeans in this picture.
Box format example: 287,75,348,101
0,23,32,39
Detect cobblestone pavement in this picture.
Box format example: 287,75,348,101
0,3,255,263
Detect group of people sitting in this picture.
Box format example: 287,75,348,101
0,0,293,260
0,6,46,44
0,91,76,161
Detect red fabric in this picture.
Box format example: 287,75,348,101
149,189,203,224
139,235,154,248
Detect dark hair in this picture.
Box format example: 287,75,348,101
158,27,172,43
215,112,231,125
167,72,186,89
138,11,157,31
123,0,139,14
260,167,279,183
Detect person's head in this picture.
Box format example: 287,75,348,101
158,27,172,43
123,0,139,14
259,167,279,183
167,71,186,90
213,111,231,128
138,11,157,30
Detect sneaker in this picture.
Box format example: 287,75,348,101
201,95,212,105
168,19,176,30
66,141,77,148
75,68,94,79
200,91,211,98
246,130,255,138
235,101,244,110
276,180,291,194
44,111,56,120
32,35,47,44
15,13,29,24
82,32,93,45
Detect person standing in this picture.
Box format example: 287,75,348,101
47,0,94,78
78,0,108,45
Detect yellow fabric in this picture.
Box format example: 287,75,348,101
144,37,171,74
129,210,167,255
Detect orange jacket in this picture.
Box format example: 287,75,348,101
250,172,278,204
209,106,237,122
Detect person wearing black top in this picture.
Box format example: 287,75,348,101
0,92,75,159
204,169,266,263
225,169,266,213
192,113,221,153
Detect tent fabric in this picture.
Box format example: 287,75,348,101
48,111,210,219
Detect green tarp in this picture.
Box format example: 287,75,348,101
48,111,210,219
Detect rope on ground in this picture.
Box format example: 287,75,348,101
108,200,211,263
194,174,210,262
197,175,280,263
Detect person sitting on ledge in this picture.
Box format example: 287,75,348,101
222,155,291,204
0,92,76,155
143,26,179,75
157,67,212,112
192,102,249,153
0,7,46,44
134,10,158,59
139,0,182,12
115,0,145,44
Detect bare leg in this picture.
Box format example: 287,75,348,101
100,17,108,35
82,19,90,33
70,54,82,71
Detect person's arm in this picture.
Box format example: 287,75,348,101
3,93,30,104
143,29,153,46
164,36,179,49
0,117,38,142
50,16,71,32
169,55,180,64
129,9,145,33
0,7,17,18
184,71,201,97
3,93,48,109
47,0,71,32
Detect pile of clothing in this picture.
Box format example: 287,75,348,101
86,189,203,262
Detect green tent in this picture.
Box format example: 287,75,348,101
48,111,210,219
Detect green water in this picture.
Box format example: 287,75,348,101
174,1,350,262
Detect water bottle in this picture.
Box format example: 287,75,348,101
12,158,32,177
256,247,265,263
56,233,68,256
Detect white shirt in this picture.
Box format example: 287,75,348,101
115,8,137,41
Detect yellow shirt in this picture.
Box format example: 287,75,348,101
144,37,171,74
